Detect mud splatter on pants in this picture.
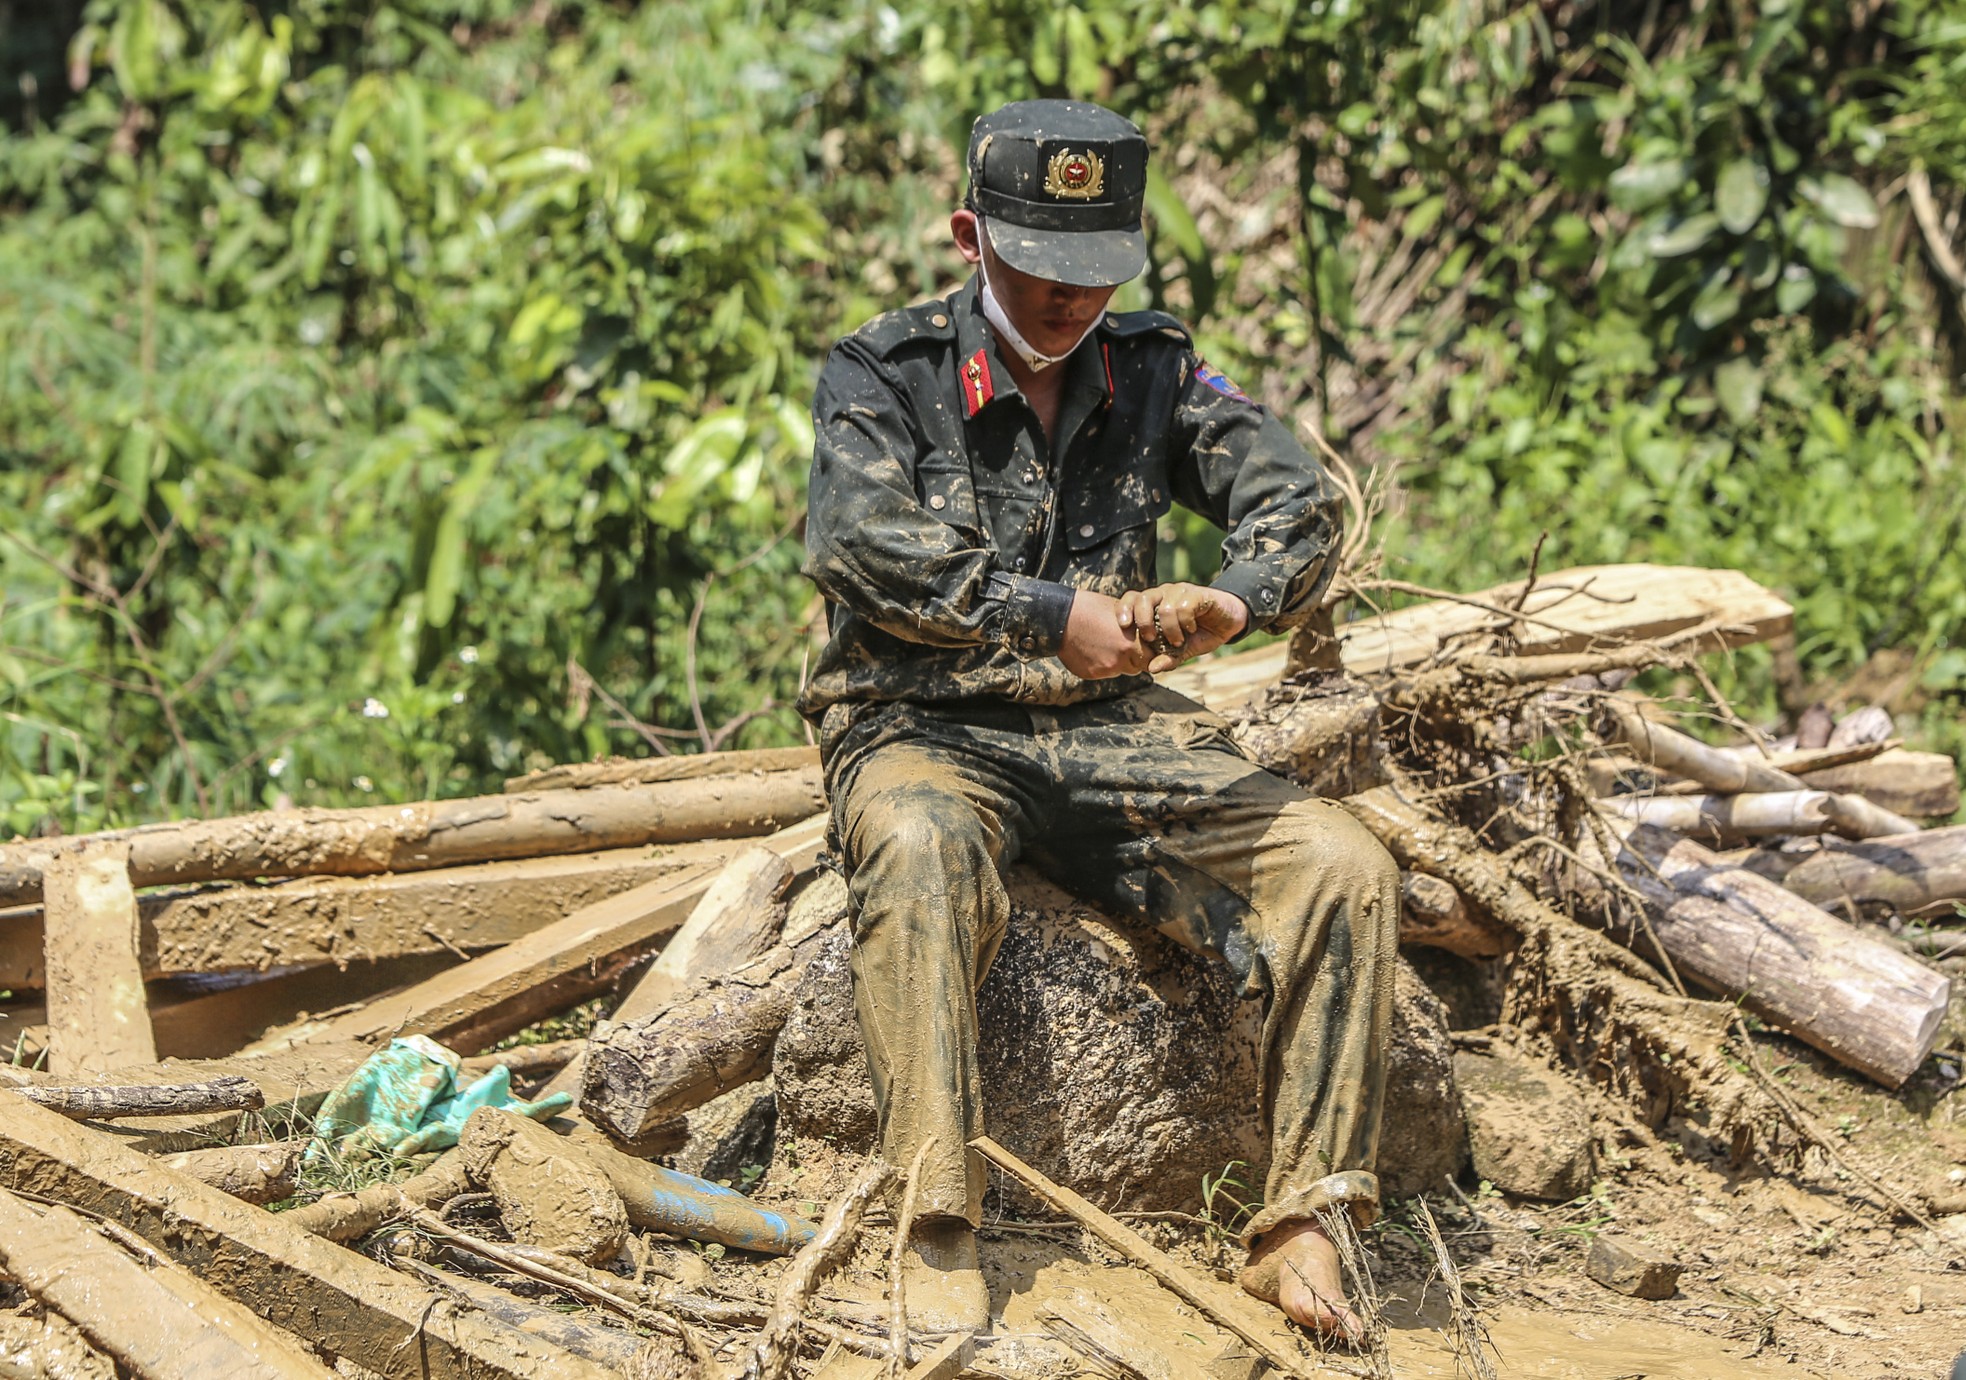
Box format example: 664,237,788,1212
824,684,1401,1240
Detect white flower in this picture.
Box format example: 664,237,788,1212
451,691,465,704
362,697,390,719
354,775,374,792
459,645,480,664
268,756,289,779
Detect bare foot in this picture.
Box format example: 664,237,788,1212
1240,1219,1363,1343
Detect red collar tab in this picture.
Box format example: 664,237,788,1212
1101,342,1115,400
960,348,996,419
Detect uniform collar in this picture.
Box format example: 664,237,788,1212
952,275,1114,421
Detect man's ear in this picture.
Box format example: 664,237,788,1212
951,209,983,266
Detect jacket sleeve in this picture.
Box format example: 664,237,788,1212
803,339,1076,655
1165,355,1343,634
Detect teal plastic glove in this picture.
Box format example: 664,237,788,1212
309,1034,571,1161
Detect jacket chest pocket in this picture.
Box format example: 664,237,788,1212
1063,477,1170,552
914,461,985,541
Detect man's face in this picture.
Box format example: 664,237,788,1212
952,209,1118,360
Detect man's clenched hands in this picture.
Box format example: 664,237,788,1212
1059,584,1250,680
1060,589,1153,680
1116,583,1248,674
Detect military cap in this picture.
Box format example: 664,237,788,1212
966,99,1148,288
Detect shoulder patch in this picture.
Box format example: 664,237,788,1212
851,299,958,358
1192,359,1254,405
1098,308,1191,344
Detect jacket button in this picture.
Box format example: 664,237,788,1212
929,494,947,511
1014,557,1026,571
930,313,949,328
1079,524,1095,538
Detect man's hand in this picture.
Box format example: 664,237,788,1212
1115,583,1249,674
1060,589,1153,680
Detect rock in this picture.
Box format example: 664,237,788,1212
1585,1235,1683,1299
1454,1046,1593,1201
459,1107,628,1265
772,870,1464,1212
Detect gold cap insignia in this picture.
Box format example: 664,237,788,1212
1044,148,1105,200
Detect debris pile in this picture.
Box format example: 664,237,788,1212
0,562,1960,1377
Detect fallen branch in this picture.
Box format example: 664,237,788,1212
282,1150,470,1243
729,1159,895,1380
1599,791,1923,842
8,1075,263,1120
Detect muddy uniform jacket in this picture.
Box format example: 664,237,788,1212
798,276,1342,724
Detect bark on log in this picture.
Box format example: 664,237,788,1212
1730,826,1966,916
1599,791,1923,841
1401,873,1511,958
10,1075,263,1120
40,846,154,1076
0,1102,616,1380
581,926,831,1142
0,769,824,908
507,747,819,793
159,1142,302,1206
0,839,731,990
1222,672,1385,799
1613,825,1950,1088
0,1189,337,1380
1340,788,1738,1120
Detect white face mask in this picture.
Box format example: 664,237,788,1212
977,219,1101,373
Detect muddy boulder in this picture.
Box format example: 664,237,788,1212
1454,1045,1594,1201
772,870,1464,1213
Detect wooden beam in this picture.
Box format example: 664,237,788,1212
0,769,823,908
0,1097,620,1380
259,815,827,1055
40,845,155,1076
0,840,733,989
1166,563,1792,710
0,1188,336,1379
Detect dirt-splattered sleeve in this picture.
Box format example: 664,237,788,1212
805,338,1074,654
1167,353,1343,633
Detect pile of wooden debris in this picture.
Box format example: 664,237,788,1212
0,562,1959,1379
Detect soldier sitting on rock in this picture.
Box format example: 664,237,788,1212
797,97,1400,1344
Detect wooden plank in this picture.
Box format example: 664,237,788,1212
40,845,154,1076
0,839,733,989
0,769,824,908
1165,564,1793,710
508,746,820,793
0,1096,619,1380
264,815,828,1055
0,1188,336,1379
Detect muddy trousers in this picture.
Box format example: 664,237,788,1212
825,686,1401,1242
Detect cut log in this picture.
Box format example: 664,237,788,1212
1613,825,1950,1088
1731,826,1966,916
1599,791,1923,842
1608,700,1807,795
0,840,730,989
254,816,827,1056
0,1099,619,1380
40,845,154,1076
508,746,820,793
582,925,829,1142
10,1075,263,1120
540,844,795,1102
0,1188,337,1379
1829,705,1895,749
1167,563,1793,710
1795,749,1960,820
159,1142,302,1206
0,769,824,908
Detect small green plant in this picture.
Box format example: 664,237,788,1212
1199,1160,1259,1246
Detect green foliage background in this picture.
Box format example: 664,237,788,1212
1,0,1962,834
